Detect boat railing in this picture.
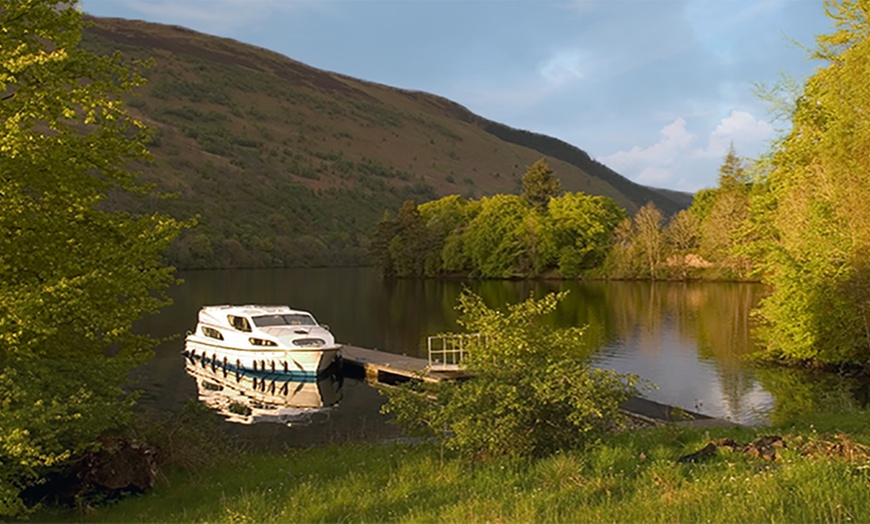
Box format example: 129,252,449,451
427,333,486,371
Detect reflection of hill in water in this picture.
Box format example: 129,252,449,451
184,359,342,425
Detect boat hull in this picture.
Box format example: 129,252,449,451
184,337,340,378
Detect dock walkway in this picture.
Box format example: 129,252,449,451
341,345,467,383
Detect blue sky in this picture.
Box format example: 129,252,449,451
79,0,833,193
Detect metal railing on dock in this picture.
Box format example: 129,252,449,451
427,333,485,371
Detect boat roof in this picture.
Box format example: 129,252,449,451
199,305,313,317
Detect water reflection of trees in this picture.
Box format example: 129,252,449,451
589,281,765,420
374,278,765,369
690,283,763,420
754,367,865,426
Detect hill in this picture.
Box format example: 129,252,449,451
83,16,691,269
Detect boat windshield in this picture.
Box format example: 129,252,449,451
252,314,317,327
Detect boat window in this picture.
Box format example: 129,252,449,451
252,314,317,327
228,315,252,332
202,326,224,340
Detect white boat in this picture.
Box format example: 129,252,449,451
184,305,341,377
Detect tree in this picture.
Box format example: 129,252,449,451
755,0,870,364
387,201,430,277
380,291,639,459
419,195,473,276
698,147,753,277
463,195,528,278
634,202,665,279
514,208,550,276
369,211,399,275
664,209,703,279
521,158,563,210
601,217,637,278
689,188,719,224
0,1,182,514
666,209,700,254
545,193,626,277
717,143,749,190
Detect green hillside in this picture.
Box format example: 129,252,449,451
84,16,690,269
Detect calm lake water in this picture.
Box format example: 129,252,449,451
133,267,868,447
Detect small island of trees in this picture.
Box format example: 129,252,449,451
371,149,754,282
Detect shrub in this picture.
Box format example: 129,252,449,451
381,291,640,459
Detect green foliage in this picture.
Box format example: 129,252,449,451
381,291,639,459
371,166,625,279
387,201,429,277
688,188,718,223
693,146,754,278
464,195,528,278
602,147,758,281
754,0,870,364
753,366,866,426
521,158,563,210
0,1,182,515
545,193,627,276
419,195,475,276
633,203,665,279
369,211,399,275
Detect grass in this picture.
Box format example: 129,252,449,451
36,412,870,523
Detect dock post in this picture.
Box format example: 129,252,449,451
365,365,379,384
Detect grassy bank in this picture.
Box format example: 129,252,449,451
36,410,870,523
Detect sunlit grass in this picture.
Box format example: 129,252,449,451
38,414,870,523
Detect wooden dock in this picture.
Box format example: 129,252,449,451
340,345,467,384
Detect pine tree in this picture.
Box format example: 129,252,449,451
521,159,563,210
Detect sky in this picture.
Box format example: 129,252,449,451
78,0,834,193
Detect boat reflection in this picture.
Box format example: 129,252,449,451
183,349,342,426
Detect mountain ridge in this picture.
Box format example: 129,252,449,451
83,16,691,268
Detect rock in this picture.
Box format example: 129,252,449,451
20,434,159,510
79,435,158,492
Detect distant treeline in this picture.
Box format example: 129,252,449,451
371,153,753,282
370,160,625,279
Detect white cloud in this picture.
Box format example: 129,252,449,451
698,110,775,159
597,118,695,176
635,166,673,186
596,111,776,192
538,49,589,85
